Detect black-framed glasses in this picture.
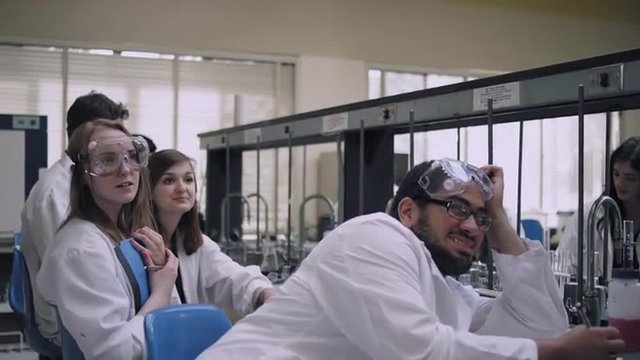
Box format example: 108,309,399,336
426,198,493,232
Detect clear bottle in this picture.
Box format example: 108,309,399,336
260,238,279,273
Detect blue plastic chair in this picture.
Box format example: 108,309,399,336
521,219,544,243
8,233,62,358
145,304,232,360
55,310,85,360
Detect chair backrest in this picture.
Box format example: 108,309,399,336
56,310,85,360
521,219,544,242
145,304,232,360
115,238,150,312
8,234,25,316
8,233,62,358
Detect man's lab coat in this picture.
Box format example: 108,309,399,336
21,154,73,339
198,213,569,360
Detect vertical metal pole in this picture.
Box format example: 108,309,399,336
302,145,307,199
487,99,494,165
409,109,415,167
539,120,544,210
456,121,461,161
516,120,524,237
602,112,612,279
359,119,365,215
274,148,279,237
287,126,293,264
256,136,261,252
577,85,586,307
225,137,231,241
486,98,494,290
605,112,612,188
337,133,344,224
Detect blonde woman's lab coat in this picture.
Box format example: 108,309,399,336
198,213,569,360
37,220,271,360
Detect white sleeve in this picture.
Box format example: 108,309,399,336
22,189,69,262
20,190,69,340
37,230,145,360
310,223,538,360
199,236,272,317
471,240,569,339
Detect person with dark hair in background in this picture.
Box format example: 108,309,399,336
133,133,157,154
559,136,640,277
20,91,129,346
199,159,623,360
147,149,273,318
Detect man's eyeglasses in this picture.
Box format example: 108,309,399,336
426,198,493,232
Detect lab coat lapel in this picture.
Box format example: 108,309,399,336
176,249,193,304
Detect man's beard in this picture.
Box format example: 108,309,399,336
411,216,473,277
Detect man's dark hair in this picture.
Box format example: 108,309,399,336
133,134,158,154
66,91,129,138
389,160,435,220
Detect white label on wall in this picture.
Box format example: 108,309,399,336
322,112,349,134
244,128,262,144
472,82,521,111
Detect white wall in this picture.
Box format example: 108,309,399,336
1,0,639,72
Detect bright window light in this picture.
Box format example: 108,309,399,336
88,49,114,56
121,51,162,59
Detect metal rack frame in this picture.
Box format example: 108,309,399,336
199,49,640,284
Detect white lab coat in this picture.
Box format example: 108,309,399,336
20,154,73,339
37,218,166,359
37,219,272,359
198,213,569,360
176,234,273,317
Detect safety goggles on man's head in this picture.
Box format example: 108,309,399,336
418,158,493,201
78,136,150,177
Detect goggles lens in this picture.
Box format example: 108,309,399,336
79,136,149,176
418,158,493,201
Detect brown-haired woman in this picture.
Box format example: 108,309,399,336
37,119,179,359
148,149,274,317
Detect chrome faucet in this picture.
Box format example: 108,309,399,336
385,197,394,214
246,193,269,251
220,193,252,242
298,194,337,255
578,195,623,326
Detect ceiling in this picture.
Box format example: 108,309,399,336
449,0,640,24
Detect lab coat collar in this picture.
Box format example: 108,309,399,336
60,153,74,172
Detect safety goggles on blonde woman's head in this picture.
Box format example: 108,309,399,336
78,136,150,177
418,158,494,201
